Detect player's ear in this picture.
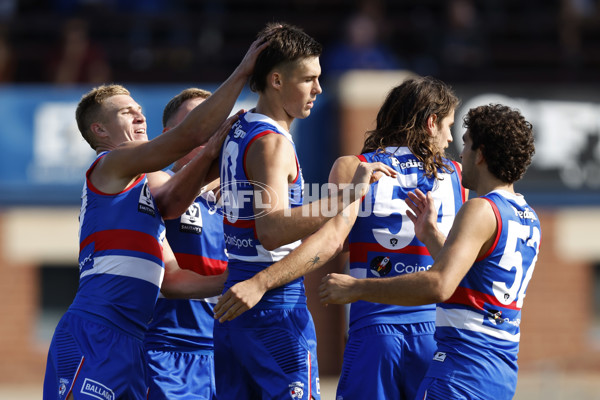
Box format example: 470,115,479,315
91,122,108,138
270,71,282,90
475,146,485,164
426,114,437,136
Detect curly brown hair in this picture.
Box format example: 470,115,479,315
464,104,535,183
249,22,322,93
361,76,459,179
75,84,130,150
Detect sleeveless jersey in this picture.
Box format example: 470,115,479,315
69,152,165,340
219,111,304,306
348,147,465,332
144,189,227,351
431,190,541,397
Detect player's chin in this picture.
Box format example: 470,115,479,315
301,107,313,119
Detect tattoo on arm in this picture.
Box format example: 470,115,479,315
306,254,321,268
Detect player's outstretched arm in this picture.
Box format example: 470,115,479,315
98,36,271,186
319,197,497,306
213,161,396,322
248,136,373,250
160,239,228,299
150,112,241,219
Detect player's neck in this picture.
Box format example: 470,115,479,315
477,178,514,197
255,97,293,132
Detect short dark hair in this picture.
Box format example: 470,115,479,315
249,22,322,93
76,84,130,150
362,76,460,178
162,88,211,128
464,104,535,183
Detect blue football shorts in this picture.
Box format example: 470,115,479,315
415,346,517,400
415,377,486,400
336,321,436,400
43,311,147,400
214,306,320,400
146,349,216,400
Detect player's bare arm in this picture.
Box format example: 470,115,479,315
213,161,396,322
248,135,370,250
320,197,497,306
91,37,270,194
149,112,240,219
160,239,228,299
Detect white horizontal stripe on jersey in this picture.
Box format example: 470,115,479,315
228,240,301,262
80,255,165,287
350,268,368,279
436,306,520,342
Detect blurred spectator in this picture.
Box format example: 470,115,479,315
559,0,599,68
46,17,112,85
440,0,488,79
0,25,15,82
321,4,406,77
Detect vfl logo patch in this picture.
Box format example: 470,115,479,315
288,381,305,399
370,256,391,277
180,203,203,234
433,351,446,362
80,378,114,400
138,182,156,217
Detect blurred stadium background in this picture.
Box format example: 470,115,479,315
1,0,600,398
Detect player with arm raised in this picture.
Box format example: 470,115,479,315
42,37,268,400
320,104,539,400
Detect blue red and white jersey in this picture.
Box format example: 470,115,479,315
348,147,465,332
145,189,227,351
69,152,165,340
219,111,304,306
434,190,541,381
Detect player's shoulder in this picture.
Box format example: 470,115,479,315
329,155,362,184
457,197,497,227
248,129,294,153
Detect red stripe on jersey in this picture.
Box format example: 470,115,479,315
174,253,227,275
223,218,256,229
349,242,429,263
80,229,163,260
86,154,146,195
355,154,369,202
476,198,502,262
450,160,467,203
445,286,521,311
242,130,276,179
242,129,301,184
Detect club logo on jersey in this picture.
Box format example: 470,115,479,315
433,351,447,362
80,378,114,400
390,238,398,247
180,203,203,234
58,378,69,397
288,381,305,399
370,256,391,277
487,309,521,327
138,182,156,217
